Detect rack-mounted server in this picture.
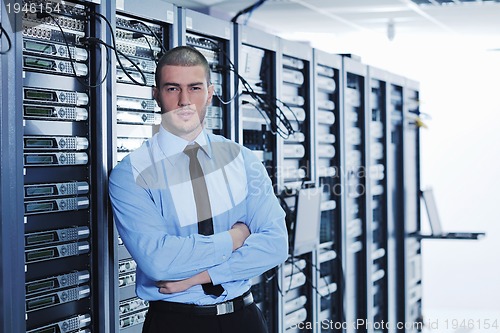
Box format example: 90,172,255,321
0,2,425,332
235,24,280,333
366,67,391,333
402,80,423,333
313,49,343,332
179,8,235,140
341,55,368,333
21,0,95,331
278,39,316,333
112,1,176,332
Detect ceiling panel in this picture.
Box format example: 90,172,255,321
173,0,500,47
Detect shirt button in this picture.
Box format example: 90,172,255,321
222,255,226,260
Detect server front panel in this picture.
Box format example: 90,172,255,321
113,3,175,332
181,9,234,140
279,41,315,333
279,52,312,192
367,70,390,332
236,25,280,333
313,50,343,331
403,83,423,332
388,80,405,331
22,0,94,331
342,57,368,333
282,256,313,333
238,42,277,181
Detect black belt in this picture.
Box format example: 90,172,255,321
148,290,254,316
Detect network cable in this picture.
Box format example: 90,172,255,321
37,12,109,88
231,0,268,24
129,20,167,60
0,22,13,54
90,11,149,86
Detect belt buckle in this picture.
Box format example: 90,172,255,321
216,301,234,315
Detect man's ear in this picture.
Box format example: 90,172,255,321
207,84,214,104
152,86,159,104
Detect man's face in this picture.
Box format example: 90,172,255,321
153,65,214,140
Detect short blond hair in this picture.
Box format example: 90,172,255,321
155,46,211,87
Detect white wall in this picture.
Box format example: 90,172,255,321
282,31,500,314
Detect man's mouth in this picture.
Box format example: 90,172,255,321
175,108,196,119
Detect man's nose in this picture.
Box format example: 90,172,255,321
178,89,191,107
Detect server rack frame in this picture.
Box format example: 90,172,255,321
234,24,278,146
341,55,368,333
312,48,344,331
366,66,391,333
111,1,178,332
402,78,423,332
0,3,26,332
277,38,315,191
93,0,117,331
234,24,281,333
385,72,406,333
278,38,317,333
2,0,111,331
178,7,235,141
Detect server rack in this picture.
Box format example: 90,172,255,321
366,67,390,333
0,3,425,332
234,24,280,333
341,55,368,333
17,0,112,332
386,74,423,332
386,73,405,333
312,49,344,331
178,8,235,141
111,1,177,332
278,39,316,333
402,79,423,332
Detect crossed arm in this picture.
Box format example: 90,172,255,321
109,149,288,293
155,222,250,294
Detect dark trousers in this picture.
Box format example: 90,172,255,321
142,302,269,333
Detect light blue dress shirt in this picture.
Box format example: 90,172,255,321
109,126,288,305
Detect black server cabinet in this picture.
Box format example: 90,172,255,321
234,24,280,333
112,1,177,332
178,8,235,141
234,25,278,183
366,67,390,333
19,0,109,332
277,39,314,191
402,79,423,332
387,75,423,332
386,74,405,332
278,39,316,333
313,49,343,331
341,55,368,333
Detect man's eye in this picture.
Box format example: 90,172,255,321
166,87,179,92
190,86,201,91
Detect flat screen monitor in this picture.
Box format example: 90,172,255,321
292,186,322,256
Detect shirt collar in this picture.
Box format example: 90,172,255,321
158,125,212,165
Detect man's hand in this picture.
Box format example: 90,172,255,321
229,222,250,251
156,279,194,294
156,223,249,294
156,271,212,294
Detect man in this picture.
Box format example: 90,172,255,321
109,45,288,333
